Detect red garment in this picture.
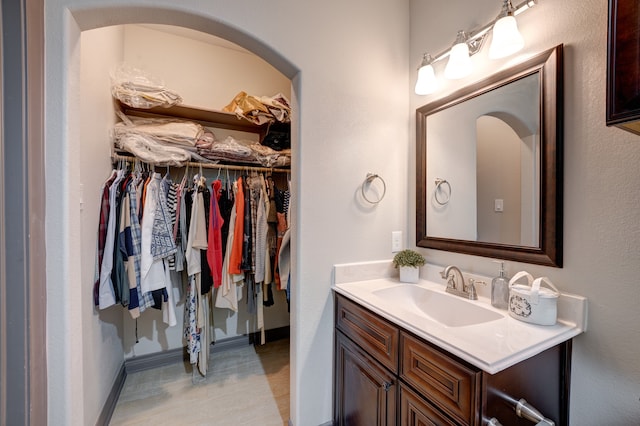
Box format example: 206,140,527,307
228,177,244,275
207,180,224,287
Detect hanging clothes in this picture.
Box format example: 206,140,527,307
215,180,242,312
228,177,245,274
197,181,214,294
94,161,290,382
184,274,200,365
207,180,224,288
98,169,126,309
241,176,253,272
94,169,117,306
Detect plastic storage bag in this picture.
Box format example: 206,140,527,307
111,63,183,109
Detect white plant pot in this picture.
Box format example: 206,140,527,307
399,266,420,283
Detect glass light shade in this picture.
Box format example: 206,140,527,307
489,15,525,59
414,64,438,95
444,42,472,80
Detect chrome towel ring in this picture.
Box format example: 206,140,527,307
361,173,386,204
434,178,451,205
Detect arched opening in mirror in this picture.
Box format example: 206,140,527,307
476,114,539,246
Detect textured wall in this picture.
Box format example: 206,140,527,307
410,0,640,423
79,26,126,426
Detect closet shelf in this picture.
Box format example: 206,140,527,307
117,100,270,141
112,152,290,174
114,100,291,173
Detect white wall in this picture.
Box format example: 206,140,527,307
122,25,291,112
411,0,640,423
79,25,125,426
45,2,409,426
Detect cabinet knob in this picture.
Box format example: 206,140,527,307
382,381,392,392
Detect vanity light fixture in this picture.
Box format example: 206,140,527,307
414,0,538,93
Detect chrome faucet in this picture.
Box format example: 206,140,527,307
439,265,483,300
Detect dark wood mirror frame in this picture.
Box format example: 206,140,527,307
416,44,564,267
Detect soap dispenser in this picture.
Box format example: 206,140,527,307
491,261,510,309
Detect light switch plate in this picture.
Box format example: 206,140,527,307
391,231,402,252
495,199,504,212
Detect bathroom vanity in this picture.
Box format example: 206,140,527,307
332,262,587,426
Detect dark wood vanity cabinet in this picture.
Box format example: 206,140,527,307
607,0,640,134
334,293,572,426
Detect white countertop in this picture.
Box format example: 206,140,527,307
333,261,588,374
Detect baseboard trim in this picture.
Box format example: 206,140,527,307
250,325,291,344
125,346,186,374
95,363,126,426
124,326,290,374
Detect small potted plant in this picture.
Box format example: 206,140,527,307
392,249,426,283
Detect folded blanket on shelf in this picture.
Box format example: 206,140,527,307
196,136,290,168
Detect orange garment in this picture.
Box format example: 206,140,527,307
228,177,244,275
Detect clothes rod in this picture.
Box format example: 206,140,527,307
111,153,290,174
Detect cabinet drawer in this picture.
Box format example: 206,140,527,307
400,333,480,425
400,383,458,426
335,294,399,373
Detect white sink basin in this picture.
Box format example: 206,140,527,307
372,285,503,327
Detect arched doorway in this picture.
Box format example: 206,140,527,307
46,5,300,425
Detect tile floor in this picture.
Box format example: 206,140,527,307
110,338,290,425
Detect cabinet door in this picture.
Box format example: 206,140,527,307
400,383,458,426
607,0,640,134
335,331,396,426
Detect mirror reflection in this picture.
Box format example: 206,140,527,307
416,45,563,267
426,73,540,246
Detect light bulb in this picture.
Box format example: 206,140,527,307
444,39,472,80
489,14,524,59
489,0,525,59
415,63,438,95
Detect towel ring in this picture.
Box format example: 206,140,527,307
434,178,451,205
361,173,386,204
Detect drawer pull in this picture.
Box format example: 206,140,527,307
515,399,555,426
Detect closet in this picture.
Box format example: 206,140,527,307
81,24,292,383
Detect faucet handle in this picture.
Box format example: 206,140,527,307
469,278,487,287
467,278,486,300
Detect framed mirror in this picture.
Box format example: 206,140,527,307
416,45,563,267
